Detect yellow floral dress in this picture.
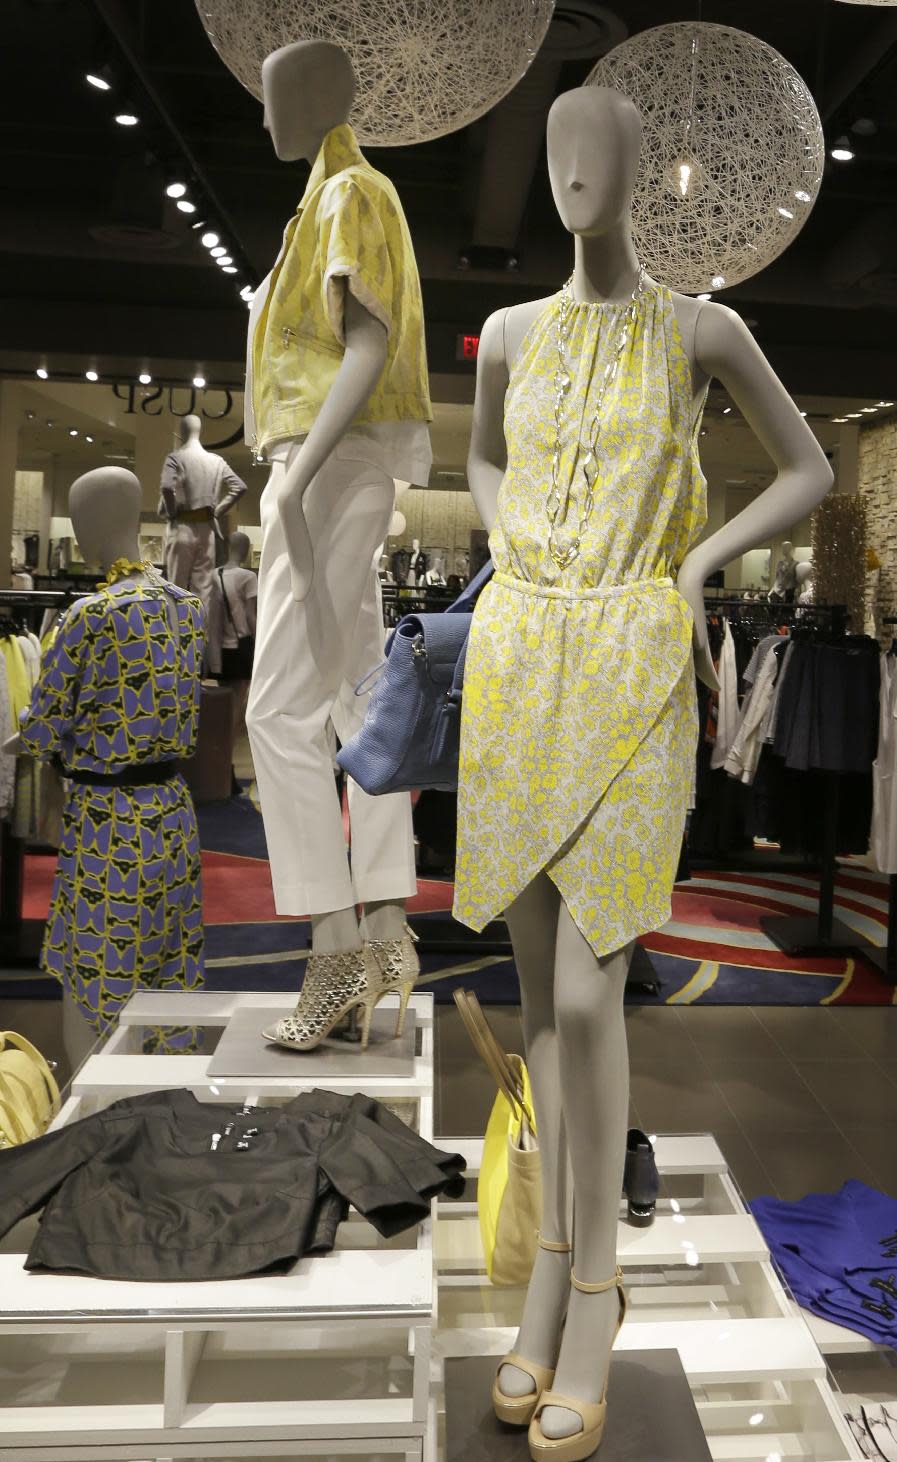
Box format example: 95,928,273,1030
453,285,708,957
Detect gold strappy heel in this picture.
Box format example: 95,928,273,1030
528,1267,627,1461
261,946,383,1052
492,1235,572,1427
367,923,420,1037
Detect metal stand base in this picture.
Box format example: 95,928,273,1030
761,913,860,957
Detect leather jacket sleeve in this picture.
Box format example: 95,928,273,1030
0,1110,108,1236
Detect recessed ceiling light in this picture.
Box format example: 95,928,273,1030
165,181,187,199
85,435,94,443
240,285,255,301
69,428,78,437
830,137,854,162
114,112,139,127
861,406,877,413
86,71,112,92
832,417,848,423
722,406,732,415
878,401,894,408
85,369,98,382
192,375,206,389
216,255,233,267
36,367,48,379
201,231,220,249
846,412,862,419
800,410,807,417
176,199,196,214
222,265,238,274
210,245,226,258
138,372,152,385
46,419,54,427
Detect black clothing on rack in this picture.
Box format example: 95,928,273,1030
0,1087,466,1281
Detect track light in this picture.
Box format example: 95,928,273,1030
138,372,152,385
86,69,112,92
210,245,226,258
36,367,48,379
165,180,188,199
830,137,854,162
222,265,237,274
85,369,98,382
176,199,196,214
114,112,139,127
193,375,206,389
69,429,78,437
216,255,233,267
86,435,94,443
201,231,220,249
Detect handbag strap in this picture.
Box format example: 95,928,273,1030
0,1031,60,1119
217,568,239,636
0,1093,27,1147
452,989,533,1126
445,558,494,616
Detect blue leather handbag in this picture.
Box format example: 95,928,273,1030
337,561,494,795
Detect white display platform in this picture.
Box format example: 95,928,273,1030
0,990,437,1461
435,1133,864,1461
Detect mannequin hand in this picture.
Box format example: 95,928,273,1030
273,470,315,602
677,557,720,693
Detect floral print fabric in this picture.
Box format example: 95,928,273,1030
453,286,708,956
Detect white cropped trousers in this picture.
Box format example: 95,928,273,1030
246,445,416,916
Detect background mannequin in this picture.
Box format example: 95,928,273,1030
424,553,446,587
5,467,205,1071
406,537,427,586
796,558,815,606
243,39,431,1048
214,531,258,774
460,86,832,1453
159,415,247,670
768,540,798,603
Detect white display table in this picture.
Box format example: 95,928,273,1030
0,989,437,1461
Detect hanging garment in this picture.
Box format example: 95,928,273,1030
18,583,206,1043
871,652,897,874
724,648,780,785
0,647,14,819
773,639,879,774
710,620,738,770
454,285,707,956
752,1182,897,1350
0,1087,465,1281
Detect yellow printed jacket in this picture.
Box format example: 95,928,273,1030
247,123,431,456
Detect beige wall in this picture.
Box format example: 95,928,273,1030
858,417,897,617
388,486,484,574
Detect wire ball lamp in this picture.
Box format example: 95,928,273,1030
587,23,825,295
194,0,556,147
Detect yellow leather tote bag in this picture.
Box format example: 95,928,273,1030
0,1031,60,1148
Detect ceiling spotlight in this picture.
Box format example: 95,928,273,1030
24,410,35,421
216,255,233,267
830,137,854,162
138,372,152,385
46,419,54,427
711,274,726,290
697,292,712,301
722,406,732,415
86,70,112,92
832,417,848,423
114,112,139,127
165,180,187,199
85,369,99,382
239,285,254,300
69,428,78,437
85,435,94,443
36,367,48,379
861,406,877,413
192,375,206,389
176,199,196,214
800,410,807,417
222,265,238,274
846,412,863,419
878,401,894,408
210,245,226,258
201,231,220,249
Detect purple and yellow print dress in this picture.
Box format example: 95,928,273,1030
454,286,708,957
19,582,205,1040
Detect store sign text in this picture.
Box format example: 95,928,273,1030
112,384,234,419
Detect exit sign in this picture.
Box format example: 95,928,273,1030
456,333,480,362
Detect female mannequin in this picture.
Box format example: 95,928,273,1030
768,540,798,603
455,87,832,1460
244,40,432,1051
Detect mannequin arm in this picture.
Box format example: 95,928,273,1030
274,288,388,600
467,310,510,532
678,304,833,689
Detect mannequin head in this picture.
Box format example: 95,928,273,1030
795,561,813,588
228,530,251,566
411,538,420,552
69,467,141,570
262,41,356,163
546,87,642,237
180,414,202,445
781,540,794,560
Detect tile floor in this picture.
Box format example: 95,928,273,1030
5,992,897,1206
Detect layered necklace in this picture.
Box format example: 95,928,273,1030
546,266,646,569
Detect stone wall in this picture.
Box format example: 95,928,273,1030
389,487,484,575
858,417,897,617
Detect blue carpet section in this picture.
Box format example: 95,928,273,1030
196,794,269,860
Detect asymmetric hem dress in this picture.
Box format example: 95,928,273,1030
453,285,708,958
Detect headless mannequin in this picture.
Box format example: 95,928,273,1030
769,540,798,602
407,537,426,586
424,554,446,587
254,40,407,951
796,558,814,605
219,530,257,741
469,87,832,1443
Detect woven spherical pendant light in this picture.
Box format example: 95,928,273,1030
194,0,556,147
587,23,825,294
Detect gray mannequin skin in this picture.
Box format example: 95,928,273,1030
221,530,256,738
470,88,833,1443
257,40,406,952
163,415,231,539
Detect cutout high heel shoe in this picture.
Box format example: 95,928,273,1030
367,923,420,1037
261,946,382,1052
528,1267,627,1462
492,1235,572,1427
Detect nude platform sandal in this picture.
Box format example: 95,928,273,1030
492,1235,573,1427
527,1267,627,1462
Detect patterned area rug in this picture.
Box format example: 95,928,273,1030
15,795,897,1006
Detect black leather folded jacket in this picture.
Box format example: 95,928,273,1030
0,1087,466,1281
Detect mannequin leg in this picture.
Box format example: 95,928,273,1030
539,903,632,1441
498,873,572,1398
61,987,99,1073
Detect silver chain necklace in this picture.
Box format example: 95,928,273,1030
546,266,646,569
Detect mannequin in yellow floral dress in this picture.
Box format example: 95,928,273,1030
454,87,833,1461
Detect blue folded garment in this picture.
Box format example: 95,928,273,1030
751,1181,897,1349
